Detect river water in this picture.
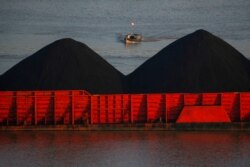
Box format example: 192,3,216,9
0,131,250,167
1,1,250,166
0,0,250,75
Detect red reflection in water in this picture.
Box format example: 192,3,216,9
1,132,250,167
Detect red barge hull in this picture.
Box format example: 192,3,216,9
0,90,250,130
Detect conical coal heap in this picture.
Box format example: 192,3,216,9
0,38,126,94
127,29,250,93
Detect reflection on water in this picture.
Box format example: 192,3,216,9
0,131,250,167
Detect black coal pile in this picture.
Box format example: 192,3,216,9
127,29,250,93
0,38,126,94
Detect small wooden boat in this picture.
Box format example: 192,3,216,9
124,34,142,44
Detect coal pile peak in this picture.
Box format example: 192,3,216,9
0,38,126,94
127,29,250,93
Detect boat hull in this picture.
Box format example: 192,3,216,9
124,34,142,44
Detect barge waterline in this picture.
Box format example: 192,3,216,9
1,123,250,131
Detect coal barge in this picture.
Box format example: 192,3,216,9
1,30,250,131
1,90,250,131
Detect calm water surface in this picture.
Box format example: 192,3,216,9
0,131,250,167
1,0,250,75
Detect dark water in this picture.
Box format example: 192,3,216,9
1,0,250,75
0,131,250,167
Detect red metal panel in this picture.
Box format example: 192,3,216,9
71,90,87,96
73,93,90,124
147,94,165,123
35,91,54,125
54,91,72,125
240,93,250,122
131,94,147,123
16,91,34,125
184,93,202,106
221,93,240,122
114,95,122,123
107,95,115,123
202,93,220,105
0,91,15,125
2,90,250,126
99,96,107,124
177,106,231,123
91,96,100,124
166,94,184,123
122,94,130,123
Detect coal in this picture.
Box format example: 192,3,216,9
0,38,126,94
127,29,250,93
1,30,250,94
